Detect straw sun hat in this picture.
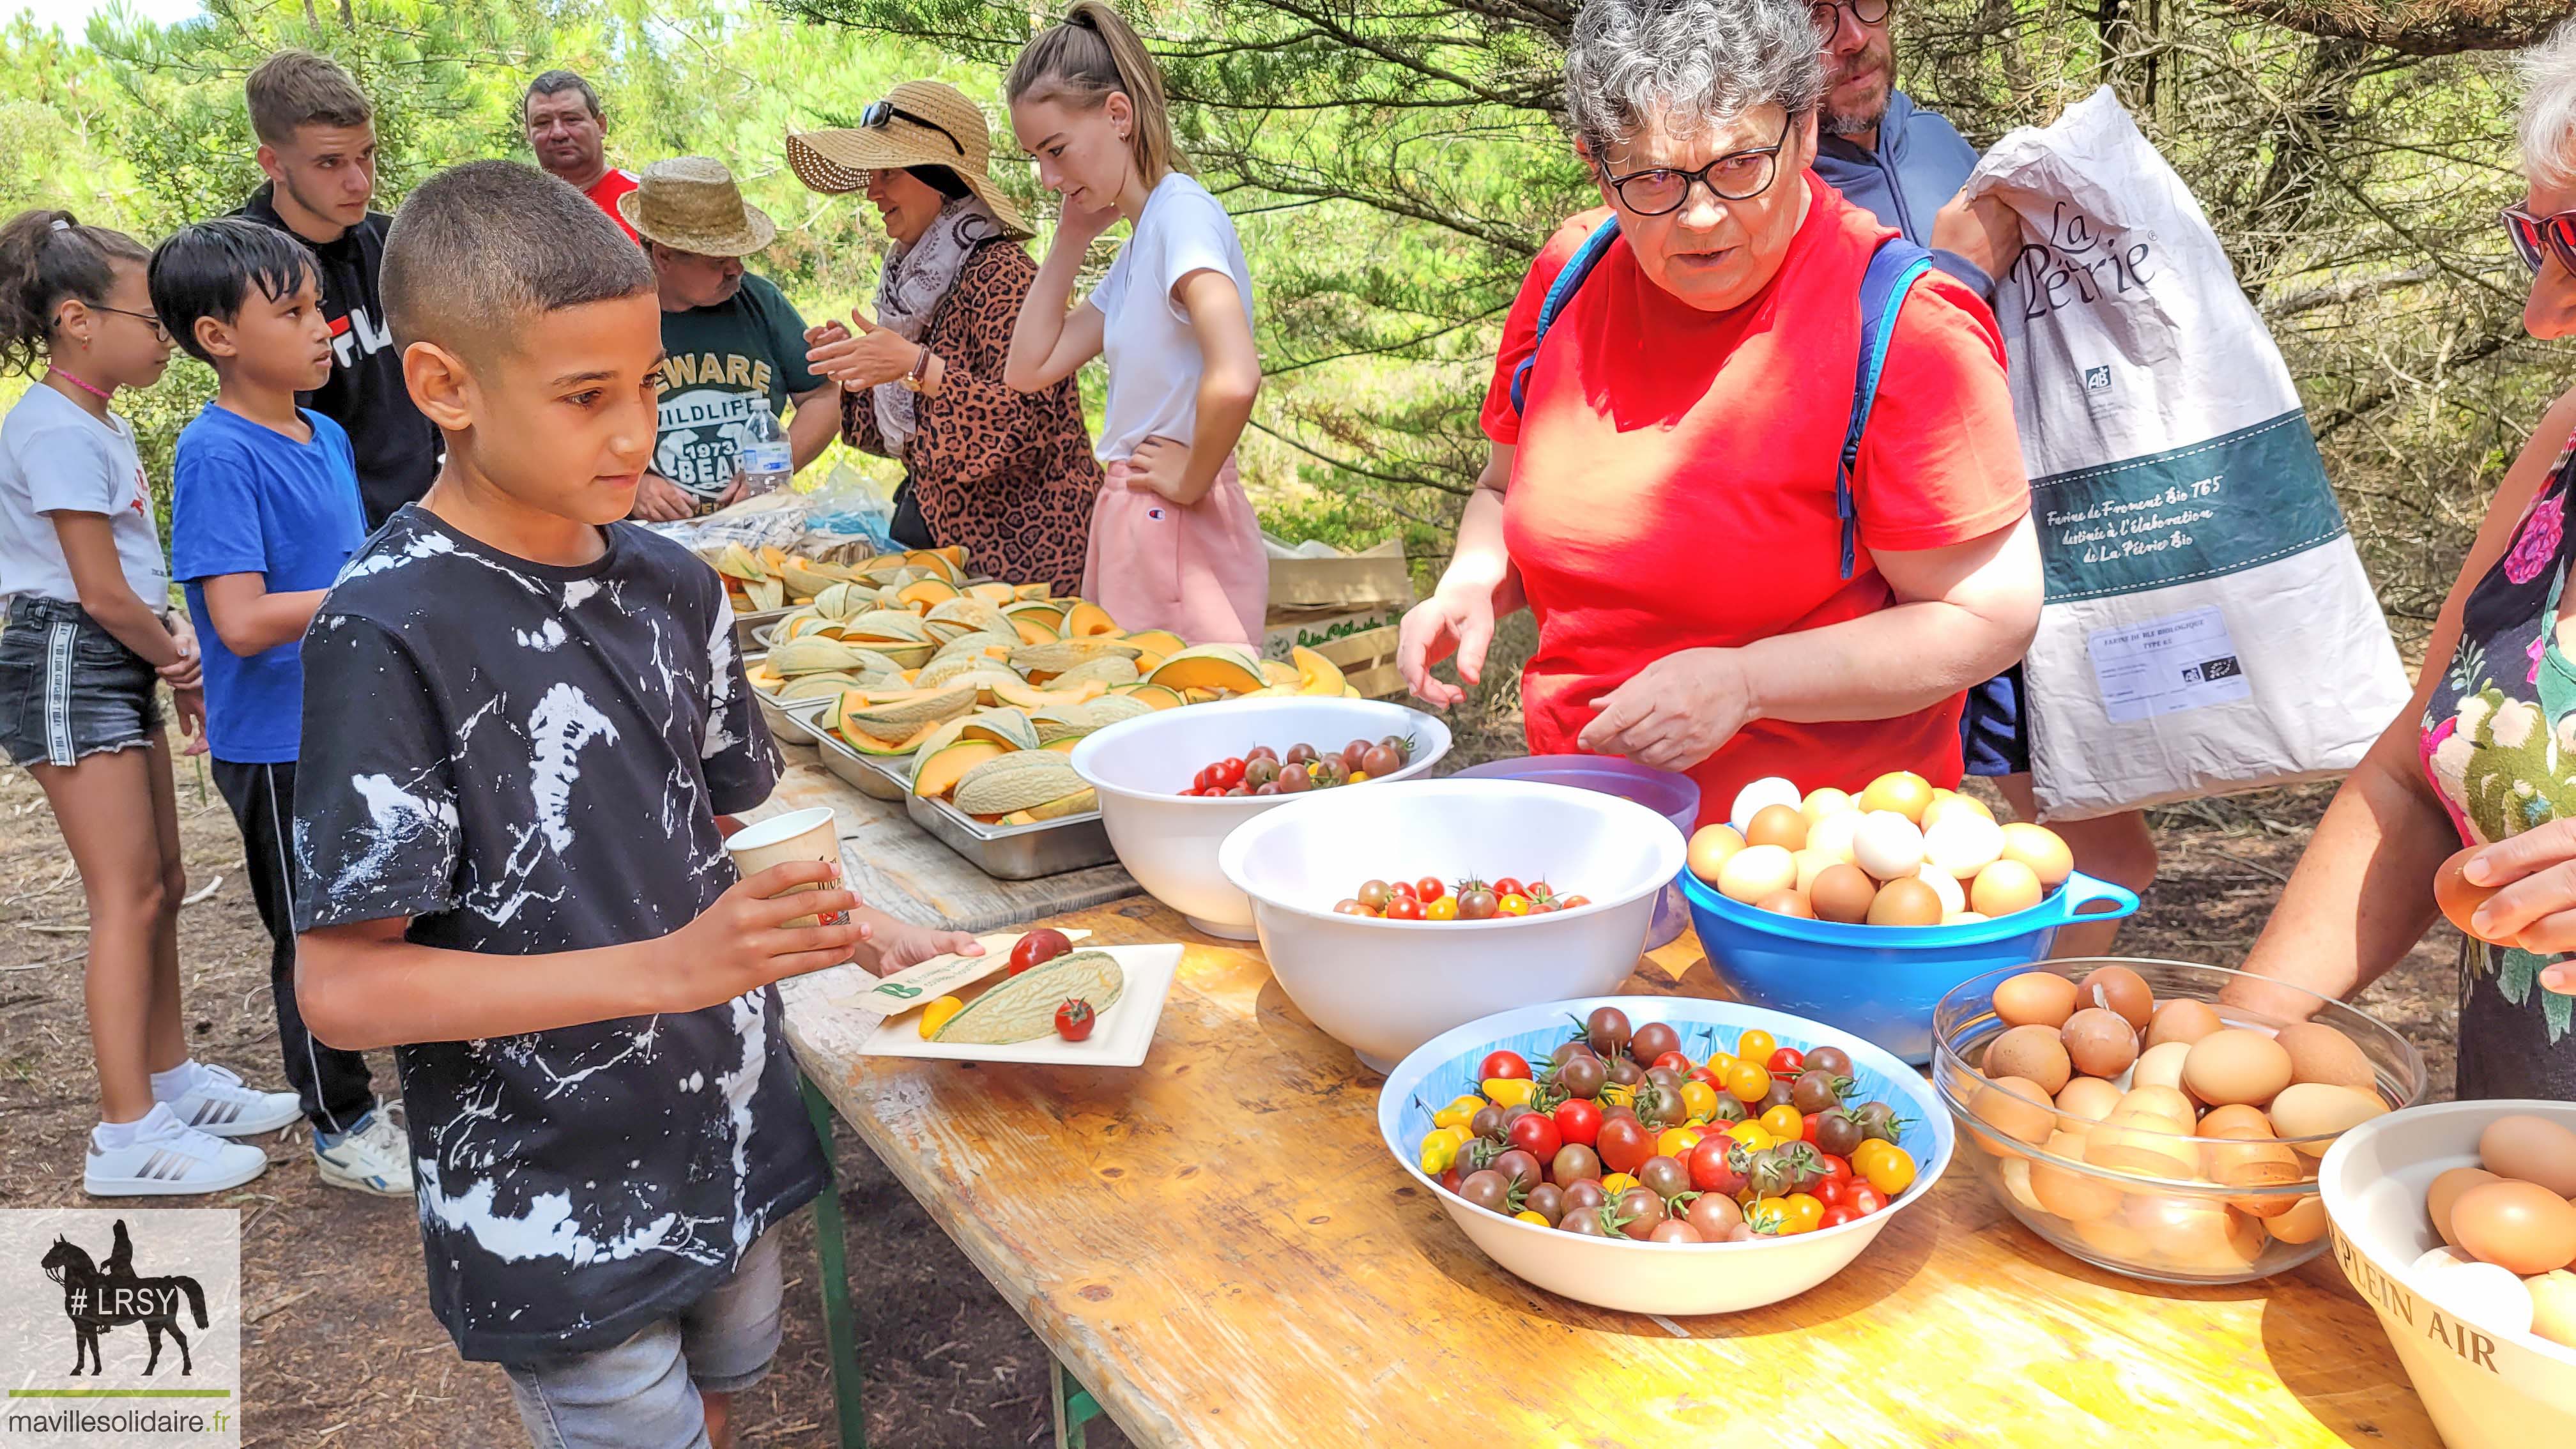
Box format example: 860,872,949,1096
619,156,778,257
783,80,1031,238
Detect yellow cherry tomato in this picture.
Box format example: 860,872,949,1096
1600,1172,1639,1197
1759,1105,1804,1141
1725,1122,1774,1151
1433,1094,1485,1130
1736,1029,1777,1066
1497,894,1530,916
1862,1145,1917,1195
1722,1059,1770,1103
1599,1081,1635,1107
1514,1209,1550,1225
1482,1077,1535,1108
1707,1051,1740,1080
918,995,965,1039
1747,1197,1792,1236
1425,896,1459,922
1785,1193,1825,1232
1851,1138,1894,1172
1348,770,1372,783
1657,1126,1703,1159
1679,1080,1721,1121
1419,1131,1459,1175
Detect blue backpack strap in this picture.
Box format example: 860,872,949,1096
1837,236,1936,579
1508,216,1623,417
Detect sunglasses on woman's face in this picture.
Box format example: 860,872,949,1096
2503,204,2576,276
863,100,965,158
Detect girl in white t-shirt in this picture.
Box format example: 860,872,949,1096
0,209,291,1197
1003,1,1268,646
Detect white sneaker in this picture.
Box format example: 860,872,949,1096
163,1062,300,1138
84,1104,270,1197
313,1108,413,1197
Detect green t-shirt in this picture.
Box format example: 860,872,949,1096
652,272,823,503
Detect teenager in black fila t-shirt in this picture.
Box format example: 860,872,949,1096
231,50,440,528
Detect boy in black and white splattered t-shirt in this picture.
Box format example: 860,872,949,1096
291,161,978,1449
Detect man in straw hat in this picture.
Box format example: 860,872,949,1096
621,157,838,520
791,80,1102,592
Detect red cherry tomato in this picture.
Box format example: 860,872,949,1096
1528,901,1558,914
1506,1112,1561,1162
1480,1050,1532,1082
1218,757,1248,788
1687,1135,1746,1197
1390,880,1418,901
1767,1047,1805,1077
1053,998,1096,1041
1008,928,1073,976
1192,766,1213,792
1553,1098,1602,1148
1650,1050,1693,1075
1687,1065,1720,1088
1814,1153,1853,1188
1493,877,1526,898
1800,1112,1824,1145
1813,1175,1849,1208
1415,877,1445,902
1847,1184,1887,1216
1820,1204,1857,1229
1558,894,1591,909
1384,895,1423,921
1595,1117,1653,1175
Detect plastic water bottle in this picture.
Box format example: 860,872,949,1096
737,396,793,498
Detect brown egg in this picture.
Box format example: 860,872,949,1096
2130,1041,2193,1094
2146,999,2225,1050
2269,1082,2389,1154
1977,1075,2060,1147
2197,1121,2303,1209
1687,824,1747,884
2181,1030,2294,1108
2073,1213,2154,1261
1754,887,1814,919
2450,1181,2576,1275
2195,1104,2277,1139
2054,1077,2123,1131
1984,1024,2074,1094
2061,1007,2141,1079
1999,822,2075,888
2426,1167,2503,1249
2114,1086,2198,1129
2129,1195,2265,1273
1807,863,1878,924
2085,1119,2198,1178
2274,1022,2377,1091
2030,1132,2124,1221
1993,970,2079,1029
2267,1194,2329,1245
1744,803,1810,853
2434,844,2506,944
1970,859,2044,917
2078,964,2154,1031
2480,1114,2576,1196
1859,770,1934,823
1866,875,1944,927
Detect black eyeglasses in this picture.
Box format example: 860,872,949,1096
1810,0,1892,36
2504,204,2576,276
1598,121,1795,216
90,305,167,341
863,100,965,158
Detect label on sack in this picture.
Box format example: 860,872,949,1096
2085,606,2252,722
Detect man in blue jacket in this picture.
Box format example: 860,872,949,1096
1806,0,2161,954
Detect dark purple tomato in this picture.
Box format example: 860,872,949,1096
1491,1149,1542,1193
1629,1021,1682,1064
1284,743,1317,765
1805,1045,1853,1078
1607,1057,1644,1088
1813,1109,1863,1158
1791,1070,1844,1116
1457,889,1497,920
1561,1179,1608,1213
1457,1170,1512,1213
1637,1154,1690,1199
1549,1039,1597,1067
1686,1193,1746,1239
1644,1066,1686,1097
1252,782,1280,795
1243,758,1280,788
1360,744,1400,778
1342,739,1375,768
1556,1055,1606,1100
1469,1106,1503,1140
1524,1183,1566,1225
1549,1144,1602,1186
1648,1220,1706,1244
1586,1006,1634,1057
1759,1079,1795,1113
1276,766,1313,795
1560,1209,1611,1236
1614,1186,1667,1239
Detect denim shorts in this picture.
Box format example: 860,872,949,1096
0,595,164,769
502,1227,785,1449
1960,662,2030,778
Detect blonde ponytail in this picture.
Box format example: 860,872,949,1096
1006,1,1189,184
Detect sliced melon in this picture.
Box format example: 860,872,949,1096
960,709,1043,753
997,786,1097,824
992,677,1108,710
1292,645,1347,697
1123,684,1187,711
1060,600,1119,638
839,719,942,756
896,578,960,610
912,739,1004,797
1147,644,1267,696
966,581,1016,606
757,544,791,573
1123,629,1188,657
1011,582,1053,601
838,684,977,744
1259,659,1303,688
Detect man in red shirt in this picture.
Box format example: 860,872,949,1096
523,69,640,241
1399,0,2040,826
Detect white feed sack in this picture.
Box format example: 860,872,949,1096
1965,87,2410,820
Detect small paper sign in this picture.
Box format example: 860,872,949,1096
828,928,1092,1017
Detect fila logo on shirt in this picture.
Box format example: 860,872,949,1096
328,307,394,368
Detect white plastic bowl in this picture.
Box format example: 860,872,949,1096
2319,1100,2576,1447
1218,779,1685,1070
1070,697,1452,938
1379,996,1954,1315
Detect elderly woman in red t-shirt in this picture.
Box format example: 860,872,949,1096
1399,0,2039,827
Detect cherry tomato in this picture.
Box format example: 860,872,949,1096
1820,1204,1857,1229
1054,998,1096,1041
1687,1135,1746,1196
1735,1029,1777,1065
1192,766,1213,791
1553,1097,1602,1149
1656,1126,1704,1160
1759,1105,1804,1141
1782,1193,1824,1234
1528,901,1558,914
1356,880,1392,911
1361,744,1402,777
1008,928,1074,975
1722,1059,1771,1103
1524,880,1552,900
1332,898,1367,916
1706,1052,1740,1080
1385,895,1423,921
1595,1116,1653,1175
1814,1176,1848,1208
1860,1144,1917,1195
1496,894,1531,917
1847,1184,1887,1216
1425,897,1459,922
1507,1111,1561,1162
1678,1080,1719,1121
1800,1111,1824,1146
1245,746,1278,763
1558,894,1591,909
1767,1047,1805,1077
1390,879,1418,901
1480,1050,1533,1082
1650,1050,1693,1075
1492,877,1525,897
1456,887,1497,920
1415,876,1445,902
1813,1153,1853,1190
1215,757,1247,788
1686,1065,1720,1089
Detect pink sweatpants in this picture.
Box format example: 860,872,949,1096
1081,455,1268,647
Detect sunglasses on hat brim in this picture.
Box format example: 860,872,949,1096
862,100,965,159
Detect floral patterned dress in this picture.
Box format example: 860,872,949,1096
2421,438,2576,1100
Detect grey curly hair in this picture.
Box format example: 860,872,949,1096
1563,0,1826,158
2522,17,2576,189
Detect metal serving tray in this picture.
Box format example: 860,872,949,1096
794,700,914,802
744,655,827,747
733,606,793,656
902,791,1116,882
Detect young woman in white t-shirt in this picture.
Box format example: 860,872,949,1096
1002,1,1268,646
0,210,293,1197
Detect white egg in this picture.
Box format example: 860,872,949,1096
2416,1258,2537,1337
1922,813,2005,880
1728,776,1804,834
1850,811,1925,881
1806,810,1862,866
2412,1246,2475,1278
1915,862,1966,916
1950,911,1989,924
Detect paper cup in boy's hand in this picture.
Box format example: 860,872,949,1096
723,808,848,927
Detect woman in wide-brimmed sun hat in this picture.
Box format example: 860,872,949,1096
793,81,1101,596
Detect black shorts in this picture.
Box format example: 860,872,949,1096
0,595,165,769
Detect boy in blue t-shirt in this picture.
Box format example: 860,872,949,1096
150,218,404,1197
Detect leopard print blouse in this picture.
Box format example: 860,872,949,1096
841,241,1102,597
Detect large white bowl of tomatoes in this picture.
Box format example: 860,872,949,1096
1219,779,1687,1070
1070,697,1451,939
1380,996,1954,1315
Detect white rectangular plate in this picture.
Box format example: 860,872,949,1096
852,943,1183,1067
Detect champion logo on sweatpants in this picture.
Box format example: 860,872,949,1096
1146,506,1166,522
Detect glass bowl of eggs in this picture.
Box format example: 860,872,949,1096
1931,958,2427,1284
1676,771,2140,1064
